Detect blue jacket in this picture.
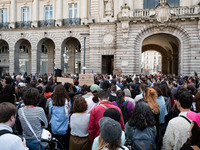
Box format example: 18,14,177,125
49,100,71,135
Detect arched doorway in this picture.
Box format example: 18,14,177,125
37,38,55,74
0,40,9,75
15,39,31,75
61,37,81,74
142,33,179,75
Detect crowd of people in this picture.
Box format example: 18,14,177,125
0,72,200,150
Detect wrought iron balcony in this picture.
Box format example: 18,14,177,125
0,22,9,29
38,20,55,27
62,18,81,26
15,21,31,28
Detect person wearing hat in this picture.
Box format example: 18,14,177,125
92,108,126,150
181,111,200,150
85,84,101,113
88,90,125,143
97,117,128,150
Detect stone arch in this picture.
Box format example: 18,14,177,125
14,39,32,74
61,37,81,74
134,24,191,75
37,38,56,74
0,39,9,75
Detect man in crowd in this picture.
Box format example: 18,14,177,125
88,90,125,143
162,90,193,150
0,102,28,149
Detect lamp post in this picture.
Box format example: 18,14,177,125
80,33,90,74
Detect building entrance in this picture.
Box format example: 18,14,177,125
142,33,180,75
102,55,114,75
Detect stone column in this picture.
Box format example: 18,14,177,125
9,48,15,74
31,48,37,74
10,0,16,28
32,0,39,27
54,46,62,72
56,0,63,26
82,0,88,19
48,47,54,74
128,0,133,10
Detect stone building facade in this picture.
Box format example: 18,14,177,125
0,0,200,75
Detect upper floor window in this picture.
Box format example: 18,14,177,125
144,0,179,9
144,0,159,9
69,4,77,18
22,8,29,22
0,9,7,23
45,6,53,20
167,0,179,7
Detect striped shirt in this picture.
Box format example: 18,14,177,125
18,106,48,140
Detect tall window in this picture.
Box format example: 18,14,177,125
45,6,53,20
22,8,29,22
144,0,159,9
69,4,77,18
0,9,7,23
167,0,179,7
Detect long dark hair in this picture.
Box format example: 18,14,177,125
117,90,125,104
186,121,200,146
52,85,70,106
128,101,155,131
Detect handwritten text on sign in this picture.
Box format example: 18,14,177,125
79,74,94,86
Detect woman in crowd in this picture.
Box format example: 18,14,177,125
49,84,71,149
125,101,156,150
112,90,134,124
181,111,200,150
143,87,160,148
44,81,53,99
159,83,172,113
0,84,16,104
152,86,167,124
92,108,126,150
69,96,91,150
18,88,48,150
98,117,128,150
85,84,101,113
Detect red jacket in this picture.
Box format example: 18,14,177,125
88,101,125,143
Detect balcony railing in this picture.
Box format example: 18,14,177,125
15,21,31,28
0,22,9,29
131,6,199,19
38,20,55,27
172,7,195,16
62,18,81,26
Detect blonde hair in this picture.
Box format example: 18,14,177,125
144,87,159,115
97,135,121,150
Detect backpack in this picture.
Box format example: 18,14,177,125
131,126,156,150
116,101,129,124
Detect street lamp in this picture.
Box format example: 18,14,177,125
80,33,90,74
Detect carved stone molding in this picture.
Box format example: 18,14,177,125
121,21,129,43
100,49,115,55
103,34,114,45
155,2,171,23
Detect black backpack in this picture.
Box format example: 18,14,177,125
0,130,11,136
116,101,129,124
